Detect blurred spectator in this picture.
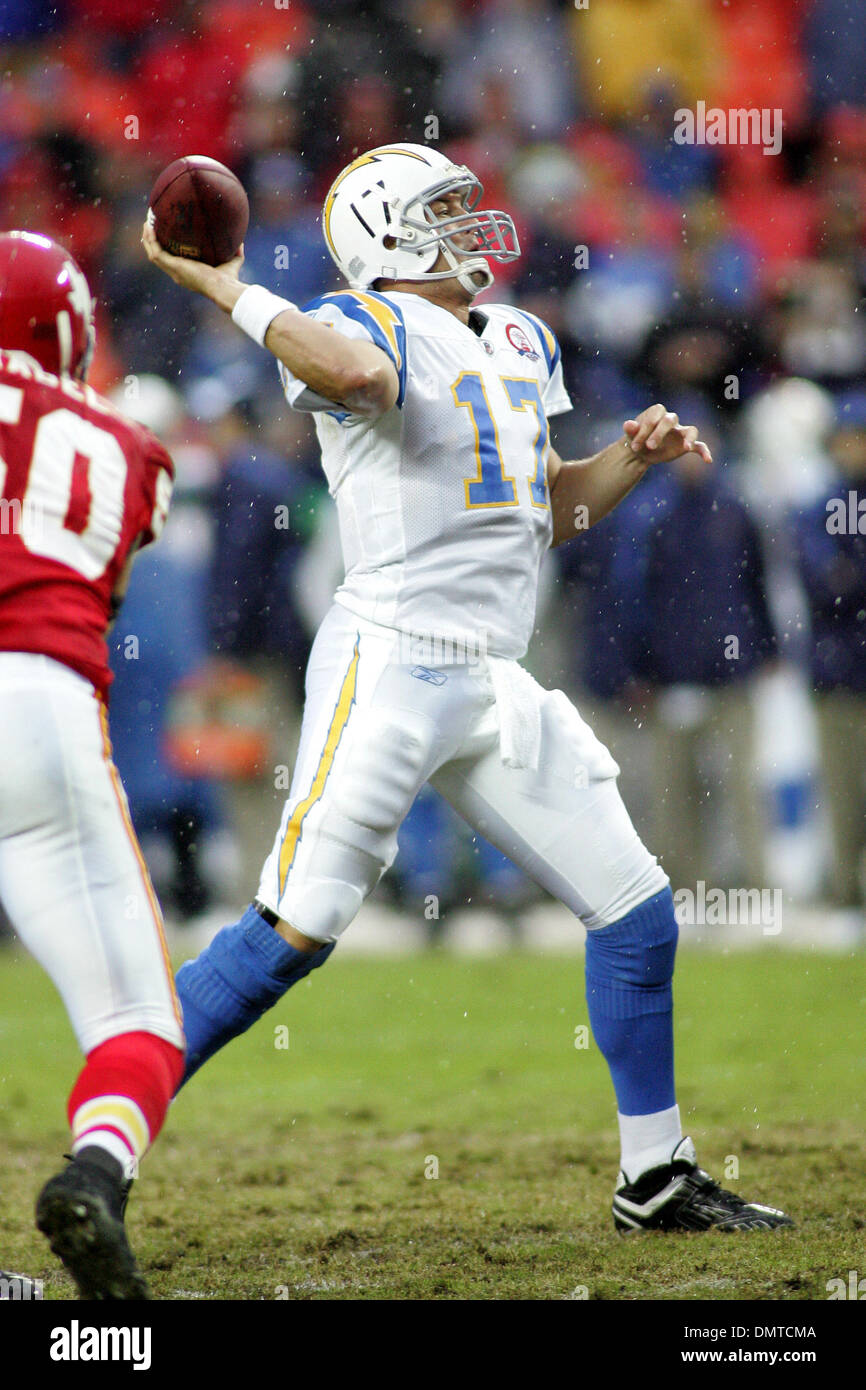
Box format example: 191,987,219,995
564,229,676,384
230,51,335,311
107,376,240,922
557,460,669,839
242,155,333,307
0,0,67,40
128,0,247,165
207,397,319,702
676,191,761,312
719,144,819,278
0,137,111,280
181,300,272,403
627,84,718,201
740,377,836,516
297,2,441,181
635,204,765,433
770,259,866,392
715,0,809,136
509,144,586,306
793,393,866,909
571,0,721,124
442,0,579,142
231,51,306,180
102,201,201,378
804,0,866,112
637,443,778,892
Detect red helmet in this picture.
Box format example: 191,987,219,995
0,231,95,380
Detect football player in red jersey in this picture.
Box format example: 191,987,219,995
0,231,185,1299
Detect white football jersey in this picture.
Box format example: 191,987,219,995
278,289,572,660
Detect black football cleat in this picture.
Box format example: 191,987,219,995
612,1137,795,1233
35,1152,149,1299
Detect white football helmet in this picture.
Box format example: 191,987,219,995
322,143,520,296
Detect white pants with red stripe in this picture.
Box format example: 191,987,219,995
257,604,667,941
0,652,183,1054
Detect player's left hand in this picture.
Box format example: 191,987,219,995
141,218,244,295
623,405,713,465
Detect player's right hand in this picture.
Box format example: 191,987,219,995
141,217,244,294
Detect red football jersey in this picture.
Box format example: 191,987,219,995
0,350,174,698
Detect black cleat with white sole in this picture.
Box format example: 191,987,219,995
35,1149,149,1300
612,1137,794,1233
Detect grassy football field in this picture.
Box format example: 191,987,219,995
0,942,863,1301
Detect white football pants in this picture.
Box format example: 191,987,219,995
258,605,667,941
0,653,184,1054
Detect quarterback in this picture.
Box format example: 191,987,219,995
0,232,185,1296
143,144,791,1233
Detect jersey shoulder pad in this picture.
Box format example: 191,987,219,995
301,289,407,406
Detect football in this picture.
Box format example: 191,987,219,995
147,155,249,267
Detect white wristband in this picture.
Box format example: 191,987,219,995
231,285,296,347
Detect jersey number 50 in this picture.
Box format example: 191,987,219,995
452,373,549,511
0,385,134,580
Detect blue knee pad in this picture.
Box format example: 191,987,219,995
585,887,678,1115
176,904,335,1087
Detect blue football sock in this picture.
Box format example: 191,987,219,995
176,904,335,1087
584,887,678,1116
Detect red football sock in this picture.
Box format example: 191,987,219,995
67,1031,185,1173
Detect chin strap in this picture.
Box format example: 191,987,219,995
357,259,493,297
431,231,493,294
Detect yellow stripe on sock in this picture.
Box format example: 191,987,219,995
72,1095,149,1158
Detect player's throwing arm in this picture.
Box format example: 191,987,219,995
141,220,398,418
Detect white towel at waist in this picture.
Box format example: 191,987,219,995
487,657,543,771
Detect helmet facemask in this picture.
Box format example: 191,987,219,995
392,173,519,295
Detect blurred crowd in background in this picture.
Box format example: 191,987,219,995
1,0,865,934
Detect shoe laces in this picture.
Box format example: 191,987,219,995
687,1166,750,1211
